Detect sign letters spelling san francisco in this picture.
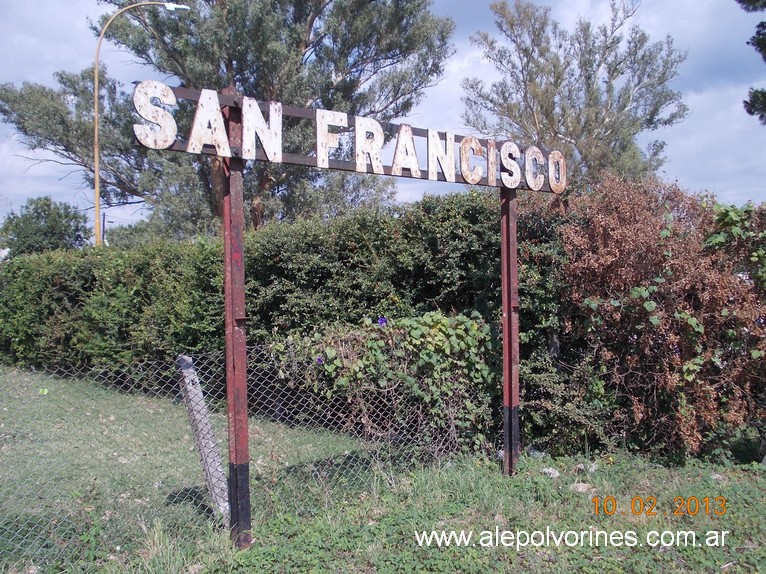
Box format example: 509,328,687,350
132,80,567,193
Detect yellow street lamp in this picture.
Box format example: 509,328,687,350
94,2,190,246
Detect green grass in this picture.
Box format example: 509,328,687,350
0,365,391,573
1,365,764,573
207,454,765,574
0,365,220,572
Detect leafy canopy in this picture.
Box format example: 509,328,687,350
0,196,91,258
0,0,454,234
462,0,688,184
736,0,766,124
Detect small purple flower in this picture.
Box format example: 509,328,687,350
378,317,388,327
316,356,324,365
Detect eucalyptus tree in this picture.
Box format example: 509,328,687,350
0,0,453,229
736,0,766,124
462,0,688,184
0,67,207,223
0,197,91,258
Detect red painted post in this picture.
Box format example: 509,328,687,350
500,186,521,475
221,87,252,548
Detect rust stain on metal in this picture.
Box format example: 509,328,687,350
500,142,522,189
316,109,348,169
428,129,455,182
188,89,231,157
524,146,545,191
548,150,567,194
355,116,386,174
391,124,421,178
133,81,568,193
459,136,483,185
221,86,251,549
133,80,177,149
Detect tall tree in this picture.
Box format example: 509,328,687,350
0,0,454,230
0,197,91,258
0,69,192,210
736,0,766,124
461,0,688,184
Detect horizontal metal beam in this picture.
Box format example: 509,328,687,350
164,87,562,192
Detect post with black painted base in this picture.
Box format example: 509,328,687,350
500,186,521,475
221,87,252,549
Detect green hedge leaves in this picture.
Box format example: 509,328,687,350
1,185,763,460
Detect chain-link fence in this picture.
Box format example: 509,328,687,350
1,343,490,571
0,355,209,572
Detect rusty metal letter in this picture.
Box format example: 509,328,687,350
133,80,178,149
548,150,567,194
427,130,455,182
460,136,483,185
354,116,385,174
500,141,521,189
242,99,282,163
188,89,232,157
486,139,497,187
391,124,421,178
524,146,545,191
316,109,348,169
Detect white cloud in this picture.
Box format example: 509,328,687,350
0,135,90,214
1,0,765,225
403,44,493,134
418,0,766,205
646,83,766,204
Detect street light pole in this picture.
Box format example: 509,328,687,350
93,2,190,246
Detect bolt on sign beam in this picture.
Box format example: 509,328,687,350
220,86,251,549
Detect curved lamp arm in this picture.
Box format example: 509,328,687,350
94,2,190,245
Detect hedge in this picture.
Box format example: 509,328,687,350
0,192,515,364
0,185,763,460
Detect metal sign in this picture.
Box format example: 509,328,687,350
131,80,566,546
133,81,566,192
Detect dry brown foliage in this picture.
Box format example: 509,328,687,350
561,175,765,455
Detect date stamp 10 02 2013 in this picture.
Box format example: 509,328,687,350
591,495,727,517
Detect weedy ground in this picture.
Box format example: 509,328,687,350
1,367,763,573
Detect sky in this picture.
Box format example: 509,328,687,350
0,0,765,230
